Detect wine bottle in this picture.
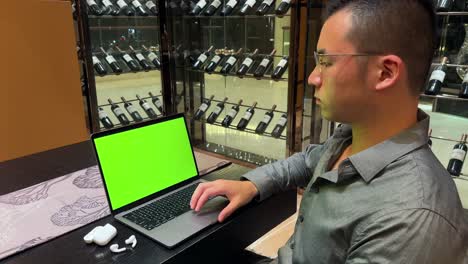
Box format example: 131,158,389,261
136,94,157,118
100,47,123,74
237,49,258,77
142,45,161,69
436,0,453,12
204,0,222,15
92,55,107,76
207,97,228,124
193,46,214,69
145,0,158,15
221,99,243,127
108,98,130,125
190,0,208,15
194,95,215,120
98,107,115,129
121,96,144,122
254,49,276,79
271,113,287,138
116,0,135,15
102,0,120,15
425,57,448,95
205,49,225,73
116,46,140,72
271,56,289,80
168,0,180,9
236,101,257,130
255,104,276,134
460,72,468,98
447,134,467,176
180,0,196,14
239,0,257,15
220,48,243,75
86,0,104,15
131,0,149,15
275,0,290,16
149,92,164,114
130,45,152,71
256,0,274,15
220,0,238,16
428,128,433,147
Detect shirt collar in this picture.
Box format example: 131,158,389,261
347,109,430,183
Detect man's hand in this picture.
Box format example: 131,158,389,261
190,180,259,222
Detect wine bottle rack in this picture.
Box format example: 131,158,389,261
419,94,468,102
88,15,159,19
94,67,161,76
98,115,156,129
195,119,287,140
98,94,162,107
198,141,278,166
436,12,468,16
193,97,287,140
89,25,160,30
181,14,291,19
208,98,287,114
430,135,468,144
431,62,468,68
187,68,287,82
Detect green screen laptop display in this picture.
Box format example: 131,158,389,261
93,117,198,210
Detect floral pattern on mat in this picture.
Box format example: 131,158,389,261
51,195,110,226
0,175,73,205
72,166,103,189
0,151,228,260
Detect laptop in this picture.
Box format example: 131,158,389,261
91,113,229,248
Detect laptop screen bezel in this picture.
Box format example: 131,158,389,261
91,113,200,215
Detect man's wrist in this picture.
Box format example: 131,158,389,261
243,181,259,200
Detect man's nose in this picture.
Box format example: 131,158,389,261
308,65,322,88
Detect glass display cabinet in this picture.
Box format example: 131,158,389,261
422,6,468,177
75,0,306,166
75,0,166,133
164,0,301,165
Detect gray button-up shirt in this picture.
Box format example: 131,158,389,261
243,110,467,263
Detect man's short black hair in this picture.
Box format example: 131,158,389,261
324,0,436,95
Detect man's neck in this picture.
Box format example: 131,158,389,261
349,108,419,155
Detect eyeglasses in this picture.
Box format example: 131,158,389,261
313,51,384,73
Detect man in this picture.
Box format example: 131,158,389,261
191,0,467,263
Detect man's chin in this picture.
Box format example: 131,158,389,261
320,109,348,123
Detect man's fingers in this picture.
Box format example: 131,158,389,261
190,182,211,209
194,187,224,212
217,201,239,222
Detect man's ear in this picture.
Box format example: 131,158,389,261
375,55,402,91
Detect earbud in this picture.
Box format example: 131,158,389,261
109,244,126,253
125,235,137,248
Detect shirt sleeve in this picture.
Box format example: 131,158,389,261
346,209,467,264
241,144,325,201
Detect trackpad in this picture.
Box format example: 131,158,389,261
150,196,229,248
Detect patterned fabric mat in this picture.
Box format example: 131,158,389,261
0,151,230,260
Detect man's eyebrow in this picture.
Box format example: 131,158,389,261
317,49,327,54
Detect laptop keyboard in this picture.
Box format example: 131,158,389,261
122,183,199,231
